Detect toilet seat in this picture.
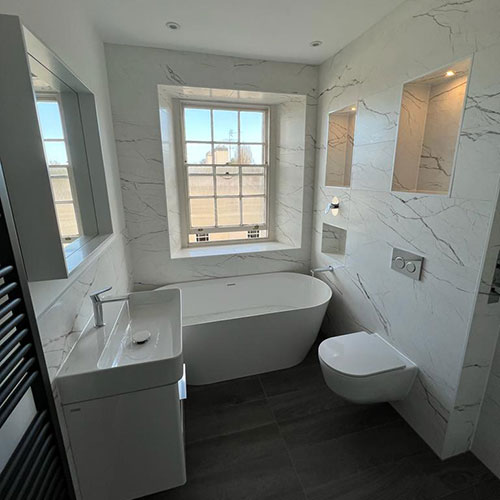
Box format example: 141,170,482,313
319,331,407,378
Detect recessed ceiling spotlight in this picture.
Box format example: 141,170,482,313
351,107,356,111
166,21,181,31
310,40,323,47
445,70,455,77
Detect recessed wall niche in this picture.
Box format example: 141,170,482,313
392,58,471,195
321,223,346,261
325,105,357,187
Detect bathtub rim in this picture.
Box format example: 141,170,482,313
157,271,333,327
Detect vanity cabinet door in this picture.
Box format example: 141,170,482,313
64,384,186,500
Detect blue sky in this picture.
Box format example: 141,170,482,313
36,100,69,165
184,107,263,163
37,100,64,139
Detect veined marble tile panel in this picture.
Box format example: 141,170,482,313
344,230,477,406
106,45,317,287
37,236,131,381
351,140,395,192
452,44,500,201
348,189,492,270
472,337,500,476
354,87,401,146
314,0,500,459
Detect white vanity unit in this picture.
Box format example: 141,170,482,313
56,289,186,500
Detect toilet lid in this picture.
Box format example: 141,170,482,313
319,332,406,377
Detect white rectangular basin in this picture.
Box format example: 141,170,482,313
56,289,182,405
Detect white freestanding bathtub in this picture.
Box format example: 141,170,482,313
159,272,332,385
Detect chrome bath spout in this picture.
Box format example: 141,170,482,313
310,266,334,278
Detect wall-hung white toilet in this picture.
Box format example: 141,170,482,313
318,331,418,404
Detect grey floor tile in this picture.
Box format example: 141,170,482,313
439,488,478,500
186,375,265,410
474,475,500,499
278,402,400,450
149,457,306,500
185,423,288,477
186,398,275,444
147,424,305,500
259,361,325,398
268,385,348,424
305,455,425,500
290,419,429,492
139,355,500,500
411,451,495,499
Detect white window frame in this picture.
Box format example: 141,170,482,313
179,100,271,247
36,93,83,244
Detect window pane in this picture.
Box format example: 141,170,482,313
49,166,69,176
216,166,239,175
188,175,214,196
36,100,64,139
50,177,73,202
217,198,240,226
242,175,265,195
240,144,263,165
242,197,265,225
184,108,211,141
213,110,238,142
212,144,238,164
186,143,212,164
55,203,79,237
190,198,215,227
188,166,212,175
242,166,265,175
216,167,239,195
210,231,248,241
240,111,264,143
44,141,68,165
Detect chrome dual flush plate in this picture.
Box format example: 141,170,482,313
391,248,424,281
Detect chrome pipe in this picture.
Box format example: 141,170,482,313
310,266,334,278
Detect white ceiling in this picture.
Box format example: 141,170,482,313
83,0,405,64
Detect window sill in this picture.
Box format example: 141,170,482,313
170,241,299,260
66,233,113,275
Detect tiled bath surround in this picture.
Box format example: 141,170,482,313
105,44,318,288
312,0,500,462
157,86,308,256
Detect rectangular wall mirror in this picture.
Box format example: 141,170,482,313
0,15,112,280
325,104,357,187
392,58,471,195
29,56,98,249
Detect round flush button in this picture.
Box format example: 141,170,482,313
132,330,151,345
394,256,405,269
406,262,416,273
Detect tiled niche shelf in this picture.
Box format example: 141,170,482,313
321,223,347,263
392,58,471,195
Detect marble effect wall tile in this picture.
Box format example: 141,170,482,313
105,45,318,288
37,235,131,380
312,0,500,461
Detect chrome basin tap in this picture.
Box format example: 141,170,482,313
90,286,129,327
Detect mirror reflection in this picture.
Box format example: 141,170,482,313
325,104,357,187
29,56,97,248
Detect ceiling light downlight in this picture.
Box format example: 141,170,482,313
166,21,181,31
310,40,323,47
